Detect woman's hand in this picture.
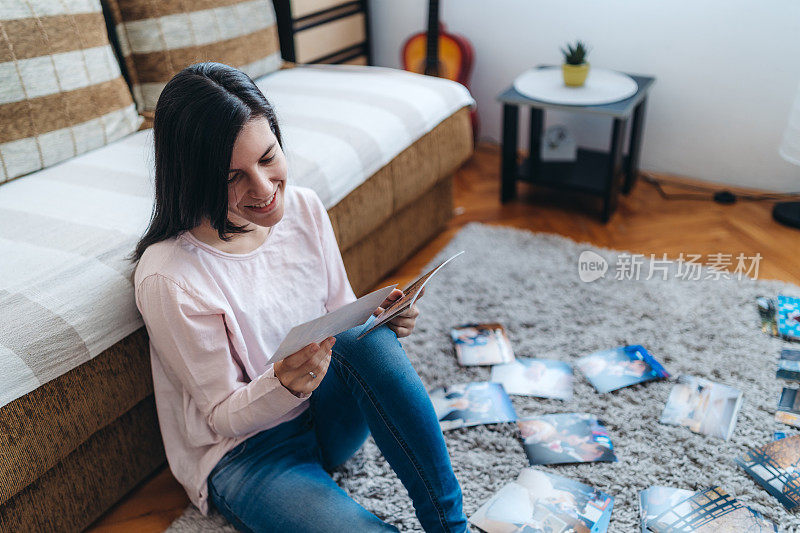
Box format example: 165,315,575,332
373,287,424,338
273,337,335,397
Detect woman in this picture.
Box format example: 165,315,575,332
128,62,469,532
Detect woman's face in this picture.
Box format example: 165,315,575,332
226,116,288,230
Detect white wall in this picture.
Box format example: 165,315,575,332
369,0,800,192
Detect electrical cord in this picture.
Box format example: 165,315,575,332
640,172,800,204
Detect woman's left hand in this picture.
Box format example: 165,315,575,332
373,287,424,338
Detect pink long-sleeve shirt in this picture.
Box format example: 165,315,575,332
133,184,357,516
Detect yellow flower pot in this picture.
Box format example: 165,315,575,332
562,62,590,87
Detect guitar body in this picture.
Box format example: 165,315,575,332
401,24,473,85
401,20,479,141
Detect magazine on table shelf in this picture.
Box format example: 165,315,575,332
776,387,800,428
517,413,617,466
660,375,743,441
576,345,670,394
468,467,614,533
645,486,777,532
450,322,516,366
735,434,800,511
638,486,696,533
429,381,517,431
777,349,800,381
491,358,573,400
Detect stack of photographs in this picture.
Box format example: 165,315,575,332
491,358,573,400
517,413,617,466
777,295,800,342
645,486,777,532
777,349,800,381
451,323,516,366
576,345,670,394
638,486,696,533
660,375,743,441
469,468,614,533
735,435,800,511
776,387,800,428
429,382,517,431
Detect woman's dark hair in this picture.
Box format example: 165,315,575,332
127,61,283,265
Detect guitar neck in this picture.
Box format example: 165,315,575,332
425,0,440,76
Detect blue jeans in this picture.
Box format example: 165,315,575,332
207,324,468,532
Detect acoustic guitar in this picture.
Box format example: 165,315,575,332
401,0,478,139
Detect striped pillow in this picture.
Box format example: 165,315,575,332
105,0,283,114
0,0,143,185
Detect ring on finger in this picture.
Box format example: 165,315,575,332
308,370,317,379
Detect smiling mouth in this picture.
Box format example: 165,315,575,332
244,185,281,213
246,190,277,208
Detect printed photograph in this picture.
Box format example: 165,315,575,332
638,486,696,533
777,295,800,342
777,348,800,381
660,375,743,441
736,434,800,510
517,413,616,466
776,387,800,429
429,381,517,431
468,467,614,533
359,251,464,339
491,358,573,400
451,323,516,366
756,295,779,337
646,486,777,532
575,345,670,394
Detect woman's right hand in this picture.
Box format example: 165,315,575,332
273,336,335,397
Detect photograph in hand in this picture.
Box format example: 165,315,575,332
357,250,465,339
269,284,397,364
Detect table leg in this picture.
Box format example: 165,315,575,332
528,107,544,182
501,103,519,202
603,118,627,223
624,97,647,194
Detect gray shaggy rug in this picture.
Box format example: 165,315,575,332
166,222,800,532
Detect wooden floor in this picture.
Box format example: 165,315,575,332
85,144,800,532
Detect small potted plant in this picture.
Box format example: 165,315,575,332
561,40,590,87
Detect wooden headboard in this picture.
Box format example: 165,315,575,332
272,0,371,65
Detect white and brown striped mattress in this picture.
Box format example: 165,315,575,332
0,64,474,408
